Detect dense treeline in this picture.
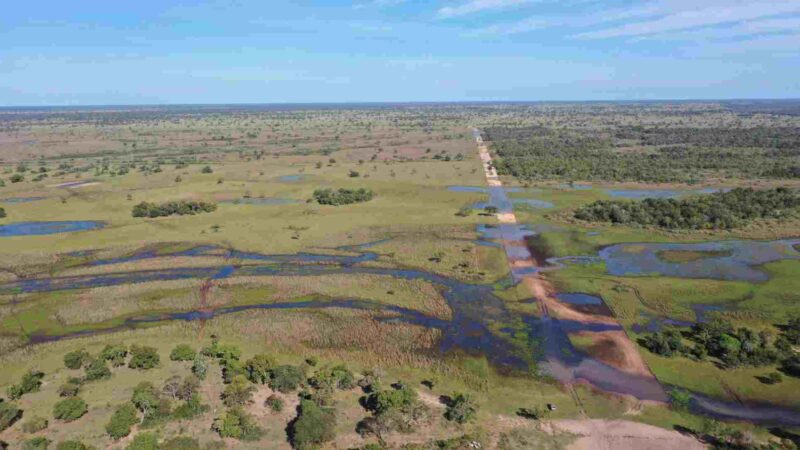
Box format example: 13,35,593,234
641,316,800,378
574,187,799,229
312,188,375,205
484,126,800,182
132,200,217,218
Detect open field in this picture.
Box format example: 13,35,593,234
2,102,800,449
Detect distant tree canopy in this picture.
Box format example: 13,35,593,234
483,126,800,183
312,188,375,206
132,200,217,218
574,187,799,230
0,207,5,218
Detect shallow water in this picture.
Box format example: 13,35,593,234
222,197,299,205
556,293,603,305
599,239,800,282
277,174,304,182
0,197,46,203
0,221,105,237
605,187,724,199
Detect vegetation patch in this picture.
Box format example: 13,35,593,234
656,249,733,263
131,200,217,218
312,188,375,205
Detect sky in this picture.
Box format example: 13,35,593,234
1,0,799,105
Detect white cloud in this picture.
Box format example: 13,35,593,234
437,0,533,19
573,1,800,39
635,16,800,41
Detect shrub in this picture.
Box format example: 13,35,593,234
7,370,45,399
58,382,80,397
444,393,477,424
170,344,196,362
270,365,305,393
265,394,284,412
245,353,275,384
53,397,88,422
125,432,158,450
222,375,256,408
22,416,48,433
172,393,209,420
100,344,128,367
106,403,139,440
128,345,160,370
64,350,91,370
84,358,112,381
0,207,5,218
10,174,23,183
55,441,89,450
22,437,51,450
289,399,336,449
669,388,692,411
212,408,263,441
0,401,22,432
201,166,213,174
310,365,355,392
131,382,160,416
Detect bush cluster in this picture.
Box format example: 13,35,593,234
131,200,217,218
312,188,374,205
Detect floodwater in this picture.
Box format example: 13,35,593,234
556,293,603,305
599,239,800,282
277,175,304,182
605,187,724,199
0,197,46,203
222,197,300,205
0,221,105,237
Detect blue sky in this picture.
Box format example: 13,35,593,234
1,0,799,105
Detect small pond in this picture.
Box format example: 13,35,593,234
0,197,46,203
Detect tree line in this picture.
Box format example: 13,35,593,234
312,188,375,206
574,187,799,230
132,200,217,218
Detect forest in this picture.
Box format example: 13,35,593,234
312,188,375,206
573,187,799,229
483,126,800,182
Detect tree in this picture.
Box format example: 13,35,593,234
289,399,336,450
222,375,257,407
265,395,284,412
212,408,263,441
100,344,128,367
0,401,22,432
245,353,276,384
84,358,112,381
106,404,139,440
170,344,197,362
201,166,213,174
191,354,208,380
0,207,5,219
53,397,88,422
270,365,305,393
444,393,477,424
64,350,91,369
128,345,159,370
131,382,160,417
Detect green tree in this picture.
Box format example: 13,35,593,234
100,344,128,367
270,365,305,393
191,354,208,380
64,350,91,370
7,370,45,399
125,433,158,450
170,344,197,362
0,401,22,432
444,393,477,424
289,399,336,450
128,345,159,370
212,408,263,441
669,388,692,412
84,358,112,381
222,375,256,408
245,353,276,384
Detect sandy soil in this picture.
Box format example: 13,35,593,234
548,419,706,450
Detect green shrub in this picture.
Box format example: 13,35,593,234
0,401,22,432
64,350,90,370
170,344,197,362
125,433,158,450
100,344,128,367
22,416,48,433
313,188,374,206
265,395,284,412
309,365,355,391
0,207,5,218
58,382,80,397
191,354,208,380
55,441,88,450
132,200,217,218
172,393,209,420
84,358,112,381
270,365,305,393
106,404,139,440
7,370,45,399
22,437,51,450
444,393,477,424
212,408,263,441
245,353,275,384
128,345,160,370
289,399,336,449
53,397,88,422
